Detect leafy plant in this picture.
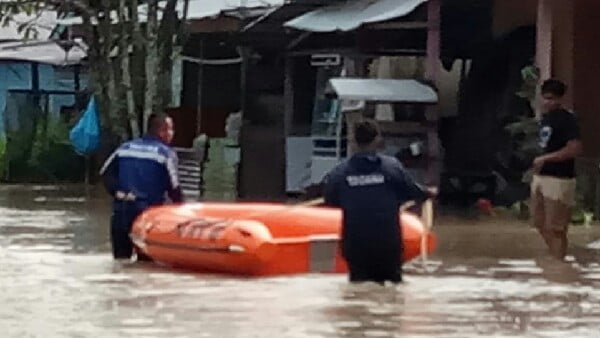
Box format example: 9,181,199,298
28,118,84,182
515,65,540,107
505,65,540,184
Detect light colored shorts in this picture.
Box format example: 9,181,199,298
530,174,576,232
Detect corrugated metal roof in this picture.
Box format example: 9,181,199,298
57,0,284,25
284,0,428,32
185,0,284,19
0,11,57,41
327,78,438,104
0,41,87,66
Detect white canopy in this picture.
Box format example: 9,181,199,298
327,78,438,104
57,0,284,25
0,40,87,66
284,0,428,32
0,10,57,41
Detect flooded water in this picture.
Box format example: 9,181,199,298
1,185,600,337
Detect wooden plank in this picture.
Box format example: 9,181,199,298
378,121,434,135
176,147,206,201
188,17,241,33
368,21,428,30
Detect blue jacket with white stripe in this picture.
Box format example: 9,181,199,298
100,135,183,206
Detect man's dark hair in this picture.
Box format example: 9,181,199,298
354,119,381,146
147,113,171,133
541,79,567,97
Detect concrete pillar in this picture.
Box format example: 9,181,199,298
551,0,574,108
536,0,553,82
572,0,600,157
535,0,600,215
538,0,600,156
536,0,574,109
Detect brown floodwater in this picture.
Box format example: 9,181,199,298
1,185,600,337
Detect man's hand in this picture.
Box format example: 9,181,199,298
426,186,438,199
533,156,546,173
533,140,581,173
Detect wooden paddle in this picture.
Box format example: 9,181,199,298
420,198,434,265
299,197,325,207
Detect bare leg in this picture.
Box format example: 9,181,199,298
531,187,552,251
537,229,552,249
549,230,567,260
545,200,570,260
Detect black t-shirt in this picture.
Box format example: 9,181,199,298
538,108,580,178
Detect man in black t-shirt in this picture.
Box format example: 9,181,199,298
531,79,582,260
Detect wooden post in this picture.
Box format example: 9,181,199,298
282,56,295,198
283,56,294,138
237,47,249,199
424,0,441,83
344,57,365,157
31,62,40,105
74,65,81,93
196,39,204,135
595,164,600,219
424,0,441,187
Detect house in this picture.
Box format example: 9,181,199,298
190,0,479,201
0,11,88,181
234,0,447,201
50,0,581,207
162,0,600,207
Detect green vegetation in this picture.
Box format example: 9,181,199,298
4,119,84,183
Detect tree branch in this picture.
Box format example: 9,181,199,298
143,0,159,130
176,0,190,46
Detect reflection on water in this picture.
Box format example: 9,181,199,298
1,185,600,337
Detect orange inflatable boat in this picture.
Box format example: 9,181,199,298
130,203,437,276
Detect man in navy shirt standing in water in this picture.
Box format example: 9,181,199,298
531,79,582,260
100,113,183,260
323,119,434,284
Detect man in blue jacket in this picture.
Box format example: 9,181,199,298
100,113,183,260
323,119,433,284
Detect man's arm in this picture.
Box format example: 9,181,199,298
99,150,118,196
393,160,436,204
533,115,582,172
168,187,183,203
405,179,435,204
534,140,582,171
165,150,184,203
322,172,340,207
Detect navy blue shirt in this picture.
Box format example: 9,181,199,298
100,135,181,206
323,153,428,260
538,108,580,178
